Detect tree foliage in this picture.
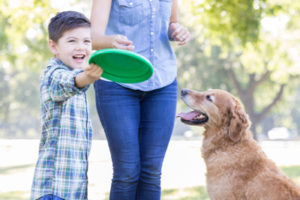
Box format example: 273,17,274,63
0,0,56,137
0,0,106,138
177,0,300,138
1,0,300,139
185,0,265,47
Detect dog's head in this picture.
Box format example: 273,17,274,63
177,89,250,142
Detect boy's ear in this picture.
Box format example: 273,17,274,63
48,40,58,55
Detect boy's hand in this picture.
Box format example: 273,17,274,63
75,64,103,89
84,63,103,82
169,22,190,46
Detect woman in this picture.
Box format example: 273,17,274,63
91,0,190,199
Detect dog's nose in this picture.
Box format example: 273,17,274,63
181,89,189,97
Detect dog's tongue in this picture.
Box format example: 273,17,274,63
177,111,199,120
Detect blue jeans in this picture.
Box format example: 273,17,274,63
38,194,64,200
94,79,177,200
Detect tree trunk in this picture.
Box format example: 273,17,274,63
226,65,286,140
249,115,258,140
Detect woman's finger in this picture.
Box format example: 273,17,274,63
112,35,135,50
114,42,135,50
171,25,183,39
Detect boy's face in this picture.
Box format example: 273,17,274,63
49,27,91,70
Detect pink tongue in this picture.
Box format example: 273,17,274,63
176,111,199,120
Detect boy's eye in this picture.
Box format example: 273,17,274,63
84,40,91,43
68,40,76,43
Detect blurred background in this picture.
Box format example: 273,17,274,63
1,0,300,199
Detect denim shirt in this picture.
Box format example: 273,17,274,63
106,0,177,91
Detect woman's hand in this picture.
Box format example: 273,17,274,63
111,35,135,51
169,22,190,46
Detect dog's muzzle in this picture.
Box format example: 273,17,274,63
177,89,209,125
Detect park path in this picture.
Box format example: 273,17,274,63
0,139,300,200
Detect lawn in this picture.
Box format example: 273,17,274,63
11,165,295,200
1,140,300,200
3,165,294,200
161,165,300,200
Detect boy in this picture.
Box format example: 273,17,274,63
31,11,103,200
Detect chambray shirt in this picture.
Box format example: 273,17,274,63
106,0,177,91
31,58,92,200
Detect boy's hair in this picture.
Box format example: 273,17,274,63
48,11,90,42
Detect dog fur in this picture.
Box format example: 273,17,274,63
178,89,300,200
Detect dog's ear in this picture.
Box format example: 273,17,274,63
227,98,250,142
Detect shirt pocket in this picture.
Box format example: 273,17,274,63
118,0,146,25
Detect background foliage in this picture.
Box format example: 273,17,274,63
1,0,300,139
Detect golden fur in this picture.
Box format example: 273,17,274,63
179,89,300,200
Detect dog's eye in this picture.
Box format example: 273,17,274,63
206,95,213,102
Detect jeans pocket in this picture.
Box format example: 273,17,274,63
94,79,124,97
118,0,145,25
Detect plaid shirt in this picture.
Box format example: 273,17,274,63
31,58,92,200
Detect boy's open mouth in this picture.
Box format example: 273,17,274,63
73,54,85,60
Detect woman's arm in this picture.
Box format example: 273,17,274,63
90,0,113,50
90,0,134,50
168,0,190,46
170,0,178,24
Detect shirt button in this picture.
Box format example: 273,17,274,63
129,2,133,6
150,49,154,52
152,8,156,12
150,32,154,35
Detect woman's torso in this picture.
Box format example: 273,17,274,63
105,0,177,91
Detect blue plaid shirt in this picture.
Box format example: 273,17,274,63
31,58,92,200
105,0,177,91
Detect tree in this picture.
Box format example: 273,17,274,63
176,0,300,139
0,0,105,138
0,0,56,137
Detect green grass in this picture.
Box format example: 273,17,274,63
103,186,209,200
162,186,209,200
81,166,300,200
0,191,28,200
1,166,300,200
160,165,300,200
281,165,300,178
0,164,33,174
281,165,300,185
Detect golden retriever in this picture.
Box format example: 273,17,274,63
177,88,300,200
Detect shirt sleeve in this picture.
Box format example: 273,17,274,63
48,67,90,102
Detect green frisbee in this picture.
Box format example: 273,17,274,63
89,49,153,83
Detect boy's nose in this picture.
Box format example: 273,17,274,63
77,44,85,49
76,42,88,50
